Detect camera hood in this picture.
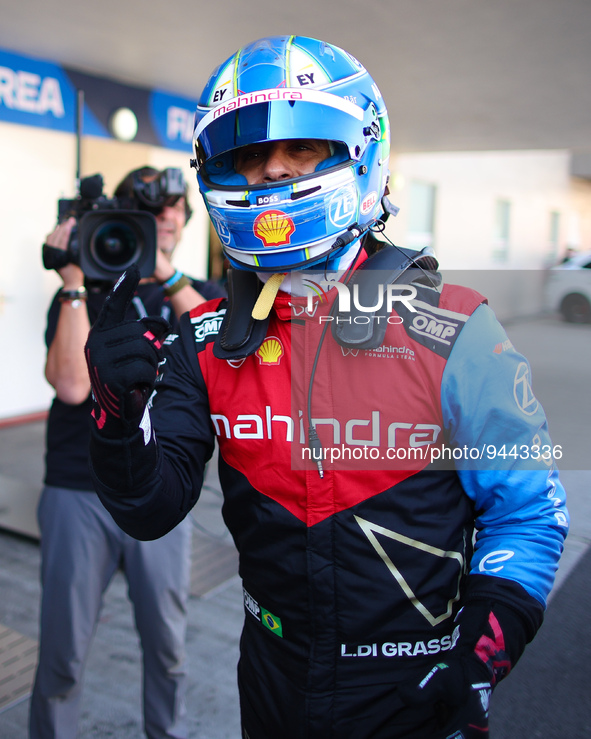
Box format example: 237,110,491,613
78,210,157,280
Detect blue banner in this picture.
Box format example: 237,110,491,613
0,47,199,150
0,48,106,136
150,90,197,152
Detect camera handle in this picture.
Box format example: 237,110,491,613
42,243,74,271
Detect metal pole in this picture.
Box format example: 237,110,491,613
75,88,84,194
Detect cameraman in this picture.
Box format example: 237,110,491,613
30,166,224,739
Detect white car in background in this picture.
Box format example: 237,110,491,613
545,251,591,323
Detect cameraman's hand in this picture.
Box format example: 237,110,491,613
45,217,84,288
84,264,171,436
151,248,207,317
153,247,176,284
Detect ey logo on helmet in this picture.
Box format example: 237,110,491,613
256,337,284,365
254,210,295,246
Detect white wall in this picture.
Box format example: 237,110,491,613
386,149,572,268
0,122,209,420
383,149,590,319
0,123,76,419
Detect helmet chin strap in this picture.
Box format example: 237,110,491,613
251,219,383,321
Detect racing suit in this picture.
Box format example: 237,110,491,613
89,252,568,739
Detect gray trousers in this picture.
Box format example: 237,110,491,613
29,486,192,739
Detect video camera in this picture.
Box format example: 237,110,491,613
42,168,186,280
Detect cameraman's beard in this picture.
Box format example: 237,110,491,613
158,241,177,258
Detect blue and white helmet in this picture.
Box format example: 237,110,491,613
192,35,391,272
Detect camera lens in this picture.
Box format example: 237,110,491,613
90,221,141,271
79,210,156,279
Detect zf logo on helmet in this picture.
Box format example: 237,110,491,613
328,185,357,228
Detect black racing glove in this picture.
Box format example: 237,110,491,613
397,576,544,738
84,264,171,437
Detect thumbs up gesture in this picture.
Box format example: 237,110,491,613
84,265,171,435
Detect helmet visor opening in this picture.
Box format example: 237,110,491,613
195,96,365,173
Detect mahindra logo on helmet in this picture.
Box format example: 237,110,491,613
194,88,364,142
212,89,304,119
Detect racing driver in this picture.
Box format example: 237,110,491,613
85,35,568,739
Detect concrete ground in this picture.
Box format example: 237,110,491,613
0,466,243,739
0,314,590,738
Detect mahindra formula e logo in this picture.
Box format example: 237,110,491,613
253,210,295,246
340,345,416,360
203,87,364,124
211,89,304,119
210,404,440,448
255,336,284,365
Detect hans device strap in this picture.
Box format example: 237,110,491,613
212,241,439,358
331,244,439,350
213,269,270,360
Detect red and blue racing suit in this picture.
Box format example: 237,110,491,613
90,260,568,738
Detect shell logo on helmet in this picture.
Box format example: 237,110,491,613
254,210,296,247
256,337,284,365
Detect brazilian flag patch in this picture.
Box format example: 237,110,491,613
261,608,283,638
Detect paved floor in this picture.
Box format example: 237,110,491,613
1,469,589,739
0,420,242,738
0,477,244,739
0,315,589,738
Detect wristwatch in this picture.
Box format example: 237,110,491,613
58,286,88,308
